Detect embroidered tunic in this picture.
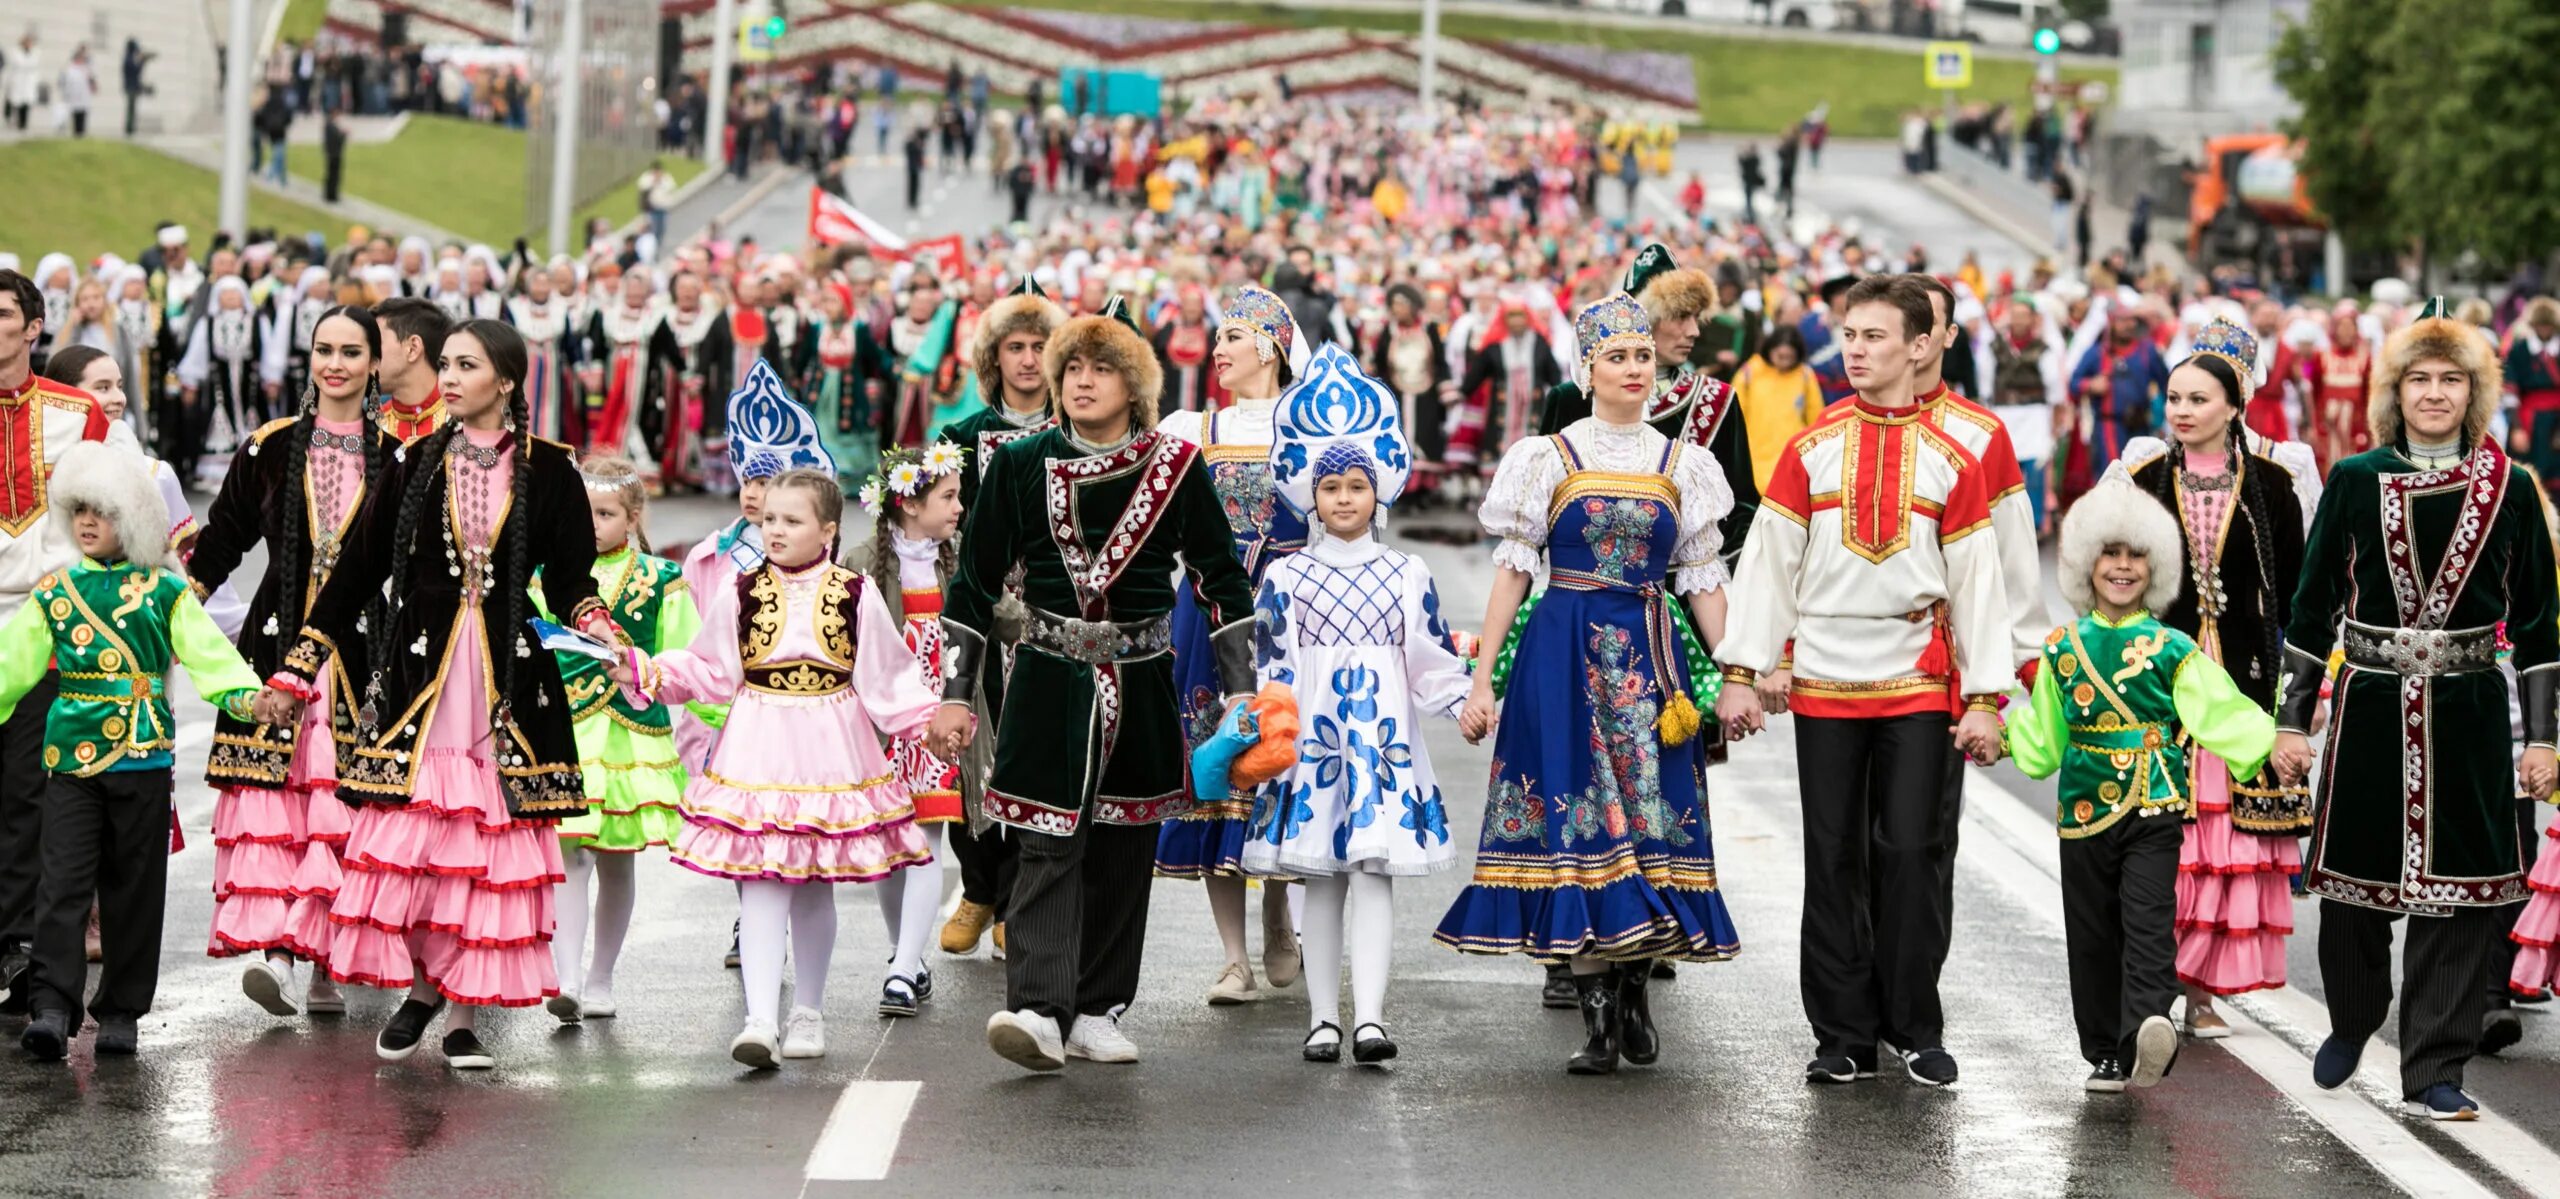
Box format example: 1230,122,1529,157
0,559,260,774
542,545,699,851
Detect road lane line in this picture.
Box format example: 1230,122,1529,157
802,1079,922,1182
1960,773,2515,1199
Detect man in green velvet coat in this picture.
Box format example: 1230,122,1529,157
2274,302,2560,1121
929,297,1257,1073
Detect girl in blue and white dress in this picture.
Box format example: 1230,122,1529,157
1242,344,1473,1066
1435,292,1743,1077
1156,284,1311,1005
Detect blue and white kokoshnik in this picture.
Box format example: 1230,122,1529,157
1268,342,1413,516
724,357,835,481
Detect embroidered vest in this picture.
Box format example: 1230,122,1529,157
2041,614,2199,837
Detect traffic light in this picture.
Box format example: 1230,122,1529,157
766,15,785,36
2032,26,2060,54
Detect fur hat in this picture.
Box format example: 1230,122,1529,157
1043,294,1164,430
1623,243,1717,327
49,441,171,573
970,279,1066,404
2057,478,2183,616
2369,302,2502,450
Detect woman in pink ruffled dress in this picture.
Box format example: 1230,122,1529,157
614,467,940,1070
256,319,616,1071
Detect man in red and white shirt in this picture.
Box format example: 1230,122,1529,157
1715,275,2010,1089
0,269,111,1007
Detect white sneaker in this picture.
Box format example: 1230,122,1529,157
303,971,346,1015
581,980,618,1018
1207,961,1259,1005
242,957,297,1017
985,1008,1066,1072
782,1006,827,1059
1064,1014,1139,1063
730,1019,780,1070
2129,1015,2178,1088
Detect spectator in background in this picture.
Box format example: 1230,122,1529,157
1775,130,1800,219
121,38,153,137
2049,168,2076,255
255,85,293,185
2127,193,2153,269
321,105,347,202
904,124,928,210
1803,101,1827,169
5,32,39,132
58,44,93,138
1737,143,1764,227
636,162,674,251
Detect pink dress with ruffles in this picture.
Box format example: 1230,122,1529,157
207,415,365,960
2171,450,2299,995
320,428,568,1006
2510,818,2560,995
654,558,940,884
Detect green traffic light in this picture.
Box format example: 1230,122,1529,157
2033,27,2060,54
766,16,785,36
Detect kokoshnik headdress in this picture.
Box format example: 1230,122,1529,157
1269,342,1413,518
724,357,833,482
1220,283,1312,378
1572,292,1653,392
2186,317,2262,392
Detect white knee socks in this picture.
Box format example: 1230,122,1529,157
1346,873,1392,1030
554,848,594,997
589,852,636,999
885,826,945,983
554,848,639,1002
1301,873,1396,1032
790,882,837,1011
1302,875,1348,1030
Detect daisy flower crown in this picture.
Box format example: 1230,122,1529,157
859,441,966,514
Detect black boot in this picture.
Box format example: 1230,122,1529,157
1618,961,1659,1066
1566,971,1620,1075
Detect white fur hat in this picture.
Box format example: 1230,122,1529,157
49,441,171,573
2057,478,2183,617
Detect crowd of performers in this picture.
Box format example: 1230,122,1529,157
0,231,2556,1131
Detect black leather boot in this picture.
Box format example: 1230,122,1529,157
1618,961,1659,1066
1566,971,1620,1075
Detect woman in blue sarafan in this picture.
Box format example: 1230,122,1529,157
1154,284,1312,1006
1435,291,1743,1077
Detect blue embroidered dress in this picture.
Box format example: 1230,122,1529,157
1155,398,1310,878
1241,532,1472,877
1435,418,1743,962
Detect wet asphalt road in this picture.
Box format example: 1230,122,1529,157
0,502,2529,1199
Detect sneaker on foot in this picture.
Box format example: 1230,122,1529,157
990,922,1007,961
879,975,922,1018
242,957,298,1017
304,972,347,1015
986,1008,1066,1072
547,993,584,1025
1064,1013,1139,1063
2129,1015,2177,1088
2312,1035,2364,1090
941,899,994,954
1207,961,1258,1006
441,1029,494,1070
2481,1009,2525,1057
782,1006,826,1059
2406,1083,2480,1121
93,1016,138,1056
2085,1059,2128,1093
731,1019,780,1070
2186,1006,2232,1040
1806,1054,1871,1084
20,1009,68,1060
376,997,447,1062
1902,1047,1960,1087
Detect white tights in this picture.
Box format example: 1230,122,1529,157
1300,873,1393,1034
552,848,638,1000
877,825,946,983
738,879,838,1027
1206,875,1295,969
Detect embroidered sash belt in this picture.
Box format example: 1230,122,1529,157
744,660,853,695
2340,620,2498,678
1024,608,1172,666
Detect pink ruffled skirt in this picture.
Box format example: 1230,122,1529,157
671,689,932,884
319,613,566,1006
208,673,351,961
2509,820,2560,996
2174,749,2298,996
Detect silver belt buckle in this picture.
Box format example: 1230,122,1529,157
1055,616,1121,665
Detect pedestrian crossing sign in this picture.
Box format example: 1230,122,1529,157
738,17,777,62
1925,42,1972,89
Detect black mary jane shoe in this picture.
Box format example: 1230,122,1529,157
1303,1022,1343,1063
1352,1023,1398,1065
1617,961,1660,1066
1566,972,1621,1076
879,975,923,1018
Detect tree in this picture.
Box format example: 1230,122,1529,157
2272,0,2397,256
2430,0,2560,270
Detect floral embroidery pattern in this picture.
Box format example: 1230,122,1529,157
1253,579,1290,674
1402,786,1449,848
1484,769,1545,842
1579,498,1660,583
1577,624,1686,846
1213,460,1279,539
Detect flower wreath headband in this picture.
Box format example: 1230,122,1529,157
858,441,966,515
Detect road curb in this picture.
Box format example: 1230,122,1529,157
1919,172,2053,260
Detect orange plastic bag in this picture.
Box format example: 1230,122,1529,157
1230,682,1300,789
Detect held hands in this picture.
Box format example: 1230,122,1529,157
1753,668,1793,717
2524,746,2557,803
250,686,305,727
927,704,975,760
1952,710,2004,766
1458,678,1497,745
1715,684,1765,742
2271,731,2315,787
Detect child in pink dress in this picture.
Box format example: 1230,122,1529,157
617,467,941,1069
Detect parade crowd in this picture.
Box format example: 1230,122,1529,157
5,92,2560,1133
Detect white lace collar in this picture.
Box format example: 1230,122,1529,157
1306,528,1384,566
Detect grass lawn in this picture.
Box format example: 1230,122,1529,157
292,115,706,255
278,0,328,45
999,0,2114,138
0,139,349,265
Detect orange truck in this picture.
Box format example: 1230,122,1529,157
2188,133,2326,269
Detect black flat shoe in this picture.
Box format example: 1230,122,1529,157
441,1028,494,1070
1303,1022,1343,1063
1352,1023,1397,1065
376,997,447,1062
915,965,934,1003
879,974,922,1018
1649,960,1677,980
93,1016,138,1056
19,1009,66,1060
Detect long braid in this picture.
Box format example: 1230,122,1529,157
355,374,395,635
865,504,898,585
498,389,535,707
276,384,316,621
383,422,462,640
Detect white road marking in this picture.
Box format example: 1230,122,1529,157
1961,772,2530,1198
802,1079,922,1182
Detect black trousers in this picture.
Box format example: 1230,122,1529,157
31,769,172,1021
2319,898,2504,1097
1005,814,1156,1033
0,674,57,947
2061,813,2182,1067
949,822,1018,920
2488,796,2536,1010
1795,712,1954,1056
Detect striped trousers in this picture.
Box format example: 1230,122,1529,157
2318,898,2505,1097
1004,816,1158,1035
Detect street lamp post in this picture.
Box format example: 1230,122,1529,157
219,0,254,238
1417,0,1440,123
546,0,588,257
706,0,735,173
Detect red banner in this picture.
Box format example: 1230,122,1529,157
807,187,910,254
906,235,967,279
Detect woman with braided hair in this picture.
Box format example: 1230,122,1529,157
184,305,395,1019
252,318,617,1071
